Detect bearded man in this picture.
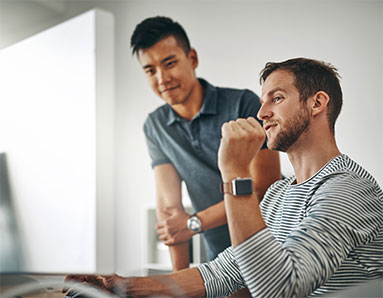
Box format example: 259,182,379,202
64,58,382,298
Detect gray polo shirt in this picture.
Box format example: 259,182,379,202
143,78,265,260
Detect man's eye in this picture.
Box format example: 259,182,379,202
166,61,176,67
273,96,283,103
145,69,154,75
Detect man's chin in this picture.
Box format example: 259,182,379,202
266,140,286,152
266,138,276,150
266,144,279,152
164,96,182,106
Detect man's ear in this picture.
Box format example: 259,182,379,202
188,48,199,69
310,91,330,117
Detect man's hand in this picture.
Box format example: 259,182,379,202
218,117,266,182
62,274,128,297
62,275,108,296
156,207,194,246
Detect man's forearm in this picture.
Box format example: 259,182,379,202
169,242,190,271
197,200,227,231
224,192,266,247
217,117,268,247
123,267,205,297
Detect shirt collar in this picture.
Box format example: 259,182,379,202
166,78,218,126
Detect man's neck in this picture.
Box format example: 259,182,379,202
287,133,341,184
172,80,204,121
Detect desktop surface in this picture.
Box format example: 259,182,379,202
0,273,66,297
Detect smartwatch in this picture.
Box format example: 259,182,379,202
187,213,202,233
220,177,254,197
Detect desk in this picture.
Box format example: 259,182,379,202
0,274,67,298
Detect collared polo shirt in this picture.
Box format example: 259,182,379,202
143,78,265,260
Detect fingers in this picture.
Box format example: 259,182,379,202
237,117,260,131
62,275,87,293
62,274,106,295
155,221,164,230
222,117,260,133
155,208,192,246
157,230,174,245
157,223,187,246
64,275,87,283
247,116,261,128
221,117,265,143
218,117,265,181
163,237,175,246
156,222,172,242
158,230,167,241
157,226,176,245
156,221,169,235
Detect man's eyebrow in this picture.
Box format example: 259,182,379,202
267,87,286,96
160,55,176,64
142,64,153,70
142,55,177,70
260,87,287,103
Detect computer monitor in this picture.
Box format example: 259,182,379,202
0,9,115,275
0,152,23,273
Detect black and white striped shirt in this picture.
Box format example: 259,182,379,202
197,154,383,297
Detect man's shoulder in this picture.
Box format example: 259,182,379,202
310,155,382,208
315,154,380,188
144,104,170,124
143,104,171,135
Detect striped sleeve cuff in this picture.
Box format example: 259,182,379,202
197,247,246,297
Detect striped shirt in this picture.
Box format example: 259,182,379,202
197,154,383,297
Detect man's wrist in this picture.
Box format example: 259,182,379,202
220,177,254,197
221,170,251,185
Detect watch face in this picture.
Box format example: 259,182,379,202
233,178,253,196
188,216,201,233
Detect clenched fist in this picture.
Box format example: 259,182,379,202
218,117,265,182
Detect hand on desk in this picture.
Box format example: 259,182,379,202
62,274,128,297
156,207,194,246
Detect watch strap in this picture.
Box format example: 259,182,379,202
220,181,233,194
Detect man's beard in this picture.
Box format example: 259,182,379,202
267,107,310,152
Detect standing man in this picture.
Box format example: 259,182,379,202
130,16,281,271
65,57,382,297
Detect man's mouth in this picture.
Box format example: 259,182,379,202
264,122,278,132
161,85,180,93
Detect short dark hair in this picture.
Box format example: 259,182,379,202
260,58,343,133
130,16,191,56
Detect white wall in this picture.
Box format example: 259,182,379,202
1,0,382,275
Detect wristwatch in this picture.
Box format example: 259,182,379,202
220,177,254,197
187,213,202,234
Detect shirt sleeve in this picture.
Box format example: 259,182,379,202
197,247,247,297
233,172,382,297
143,117,171,168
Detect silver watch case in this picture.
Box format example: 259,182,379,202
187,214,202,233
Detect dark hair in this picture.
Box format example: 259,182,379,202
260,58,343,133
130,16,191,56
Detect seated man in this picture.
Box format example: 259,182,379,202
64,58,383,297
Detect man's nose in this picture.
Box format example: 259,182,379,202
157,69,171,85
257,103,272,120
